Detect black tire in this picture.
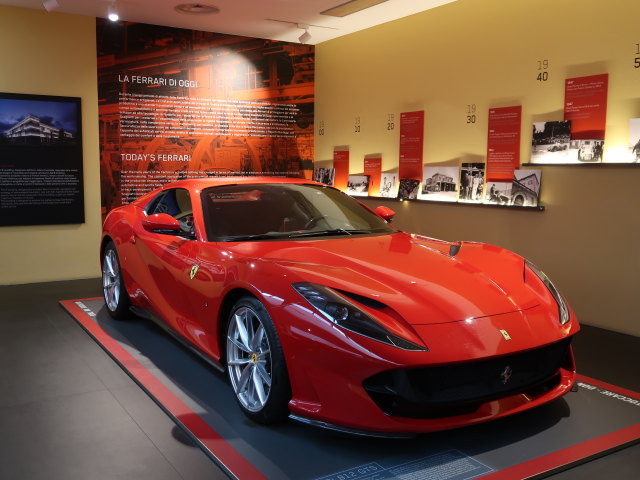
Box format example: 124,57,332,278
101,241,131,320
225,296,291,424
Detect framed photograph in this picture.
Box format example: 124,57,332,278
346,175,370,196
628,118,640,163
379,173,398,198
512,169,541,207
483,182,512,205
420,166,459,202
459,163,485,203
0,92,84,226
397,179,420,200
314,167,335,186
530,121,572,164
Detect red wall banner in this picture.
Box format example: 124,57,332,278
486,106,522,182
363,157,382,196
399,111,424,180
564,74,608,140
97,19,314,215
333,150,349,191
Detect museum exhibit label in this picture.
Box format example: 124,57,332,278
363,156,382,196
0,92,84,226
398,111,424,180
486,106,522,181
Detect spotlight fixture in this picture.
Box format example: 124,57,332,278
42,0,59,12
108,2,119,22
174,3,220,15
297,24,311,44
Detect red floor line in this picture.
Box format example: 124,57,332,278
60,299,268,480
62,298,640,480
479,423,640,479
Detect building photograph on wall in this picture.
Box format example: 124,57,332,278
0,92,83,226
419,165,459,202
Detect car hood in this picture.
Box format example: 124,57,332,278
225,232,539,325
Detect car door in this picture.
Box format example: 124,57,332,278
132,187,196,333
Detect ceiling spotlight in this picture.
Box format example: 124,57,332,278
108,3,119,22
297,24,311,44
42,0,59,12
174,3,220,15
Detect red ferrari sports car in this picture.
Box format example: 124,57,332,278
101,177,579,437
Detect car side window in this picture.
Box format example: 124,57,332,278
146,188,195,236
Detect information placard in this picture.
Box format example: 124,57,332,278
399,111,424,180
333,150,349,191
486,106,521,181
0,92,84,226
363,157,382,196
564,73,608,140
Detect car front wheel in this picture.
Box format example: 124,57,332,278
102,241,131,320
226,296,291,424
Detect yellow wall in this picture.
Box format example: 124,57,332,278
0,6,101,284
316,0,640,336
1,2,639,337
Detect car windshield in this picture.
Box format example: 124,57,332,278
201,183,395,242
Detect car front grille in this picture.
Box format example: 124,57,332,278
363,338,572,419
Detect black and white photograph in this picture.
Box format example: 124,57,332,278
346,175,370,196
530,121,572,164
379,173,398,198
419,166,458,202
313,167,335,185
511,169,541,207
572,139,603,163
459,163,485,203
397,178,420,200
628,118,640,163
483,182,512,205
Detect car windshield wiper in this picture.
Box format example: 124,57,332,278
286,229,374,238
222,232,290,241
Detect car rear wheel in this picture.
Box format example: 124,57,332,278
102,241,131,320
226,296,290,424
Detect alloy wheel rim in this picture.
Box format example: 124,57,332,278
102,249,120,311
227,306,272,412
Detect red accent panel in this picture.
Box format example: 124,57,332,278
60,299,267,480
481,423,640,479
481,373,640,479
576,374,640,401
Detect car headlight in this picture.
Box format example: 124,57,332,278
525,260,570,325
292,282,427,351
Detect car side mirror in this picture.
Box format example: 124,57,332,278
142,213,181,233
375,206,395,222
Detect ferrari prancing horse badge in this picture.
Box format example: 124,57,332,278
190,264,199,280
500,329,511,340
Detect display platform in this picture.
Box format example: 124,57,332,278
61,298,640,480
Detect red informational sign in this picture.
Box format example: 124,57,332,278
564,74,608,140
399,111,424,180
363,157,382,196
486,106,522,182
333,150,349,191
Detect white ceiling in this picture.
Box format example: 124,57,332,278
1,0,456,44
